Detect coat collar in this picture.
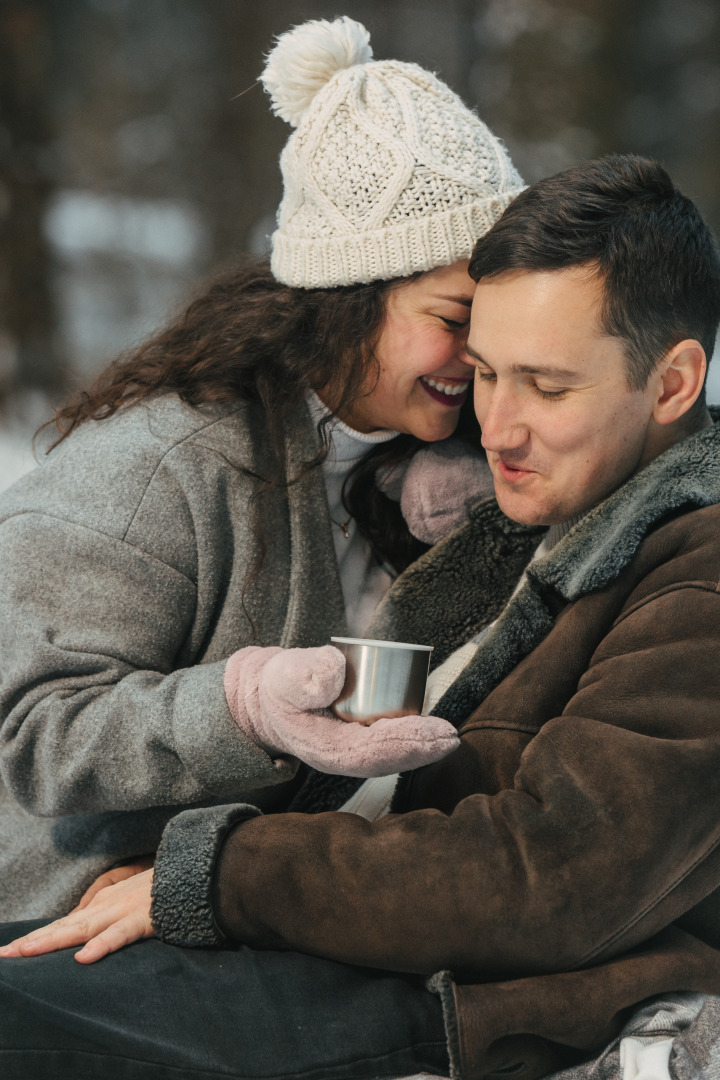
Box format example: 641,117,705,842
428,417,720,727
528,416,720,602
279,402,348,648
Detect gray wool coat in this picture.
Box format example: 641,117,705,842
0,394,349,919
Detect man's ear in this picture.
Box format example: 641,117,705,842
652,340,707,425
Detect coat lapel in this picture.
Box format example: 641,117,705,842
367,499,543,667
529,416,720,602
433,579,556,726
280,404,347,648
401,420,720,727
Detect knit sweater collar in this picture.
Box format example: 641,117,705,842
306,392,398,470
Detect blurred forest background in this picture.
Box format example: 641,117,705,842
1,0,720,489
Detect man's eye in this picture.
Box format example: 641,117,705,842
475,369,496,382
534,386,567,400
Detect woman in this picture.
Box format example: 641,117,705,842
0,16,523,921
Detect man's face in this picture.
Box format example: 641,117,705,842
467,267,659,526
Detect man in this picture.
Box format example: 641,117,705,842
2,155,720,1080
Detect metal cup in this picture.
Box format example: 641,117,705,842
330,636,433,724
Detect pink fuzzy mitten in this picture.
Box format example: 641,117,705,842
224,645,460,778
377,439,495,544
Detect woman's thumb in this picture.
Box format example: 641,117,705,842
264,645,346,709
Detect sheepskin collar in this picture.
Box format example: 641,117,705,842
528,413,720,602
377,415,720,729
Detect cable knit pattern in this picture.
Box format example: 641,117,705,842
261,17,524,287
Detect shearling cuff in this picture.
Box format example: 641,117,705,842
151,803,261,947
427,970,462,1080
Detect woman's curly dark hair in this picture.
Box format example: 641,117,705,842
42,258,478,574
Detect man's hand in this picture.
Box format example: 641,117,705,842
0,869,155,964
70,856,155,911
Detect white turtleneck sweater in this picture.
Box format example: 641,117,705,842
307,393,399,637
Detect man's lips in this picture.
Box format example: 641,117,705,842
495,459,536,483
419,376,470,408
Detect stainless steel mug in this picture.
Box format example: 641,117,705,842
330,636,433,724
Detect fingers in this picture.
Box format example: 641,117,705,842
72,876,111,912
265,645,346,710
73,868,130,911
342,716,460,776
0,869,155,964
0,913,100,958
1,909,153,964
282,711,460,778
72,858,156,912
74,912,153,964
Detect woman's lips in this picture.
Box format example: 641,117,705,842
419,376,470,408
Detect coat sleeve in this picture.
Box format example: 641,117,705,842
0,511,294,817
152,582,720,977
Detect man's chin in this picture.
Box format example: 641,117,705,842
494,489,553,527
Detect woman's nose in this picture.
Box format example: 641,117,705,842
449,351,475,374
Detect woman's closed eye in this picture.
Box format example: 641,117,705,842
440,316,469,329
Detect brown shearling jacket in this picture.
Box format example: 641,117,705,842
151,418,720,1080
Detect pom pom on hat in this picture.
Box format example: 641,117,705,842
261,16,372,128
263,15,525,287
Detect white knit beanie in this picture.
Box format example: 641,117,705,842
261,16,525,289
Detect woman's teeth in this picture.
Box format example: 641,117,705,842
421,377,469,396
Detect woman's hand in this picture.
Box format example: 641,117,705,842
225,645,460,777
70,855,155,911
0,869,155,964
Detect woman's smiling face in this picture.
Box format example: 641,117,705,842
338,260,476,440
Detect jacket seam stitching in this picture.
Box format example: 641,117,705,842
0,509,197,586
121,411,244,543
610,581,718,628
459,720,539,736
578,827,720,966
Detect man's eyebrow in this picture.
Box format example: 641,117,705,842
465,342,583,381
432,294,473,307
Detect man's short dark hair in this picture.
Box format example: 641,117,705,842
469,154,720,392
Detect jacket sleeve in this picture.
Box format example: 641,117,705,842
0,511,294,817
152,582,720,977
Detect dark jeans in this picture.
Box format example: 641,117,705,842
0,921,449,1080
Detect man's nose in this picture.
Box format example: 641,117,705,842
477,383,528,452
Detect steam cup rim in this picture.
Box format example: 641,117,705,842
330,636,433,651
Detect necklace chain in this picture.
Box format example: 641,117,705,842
330,516,352,539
